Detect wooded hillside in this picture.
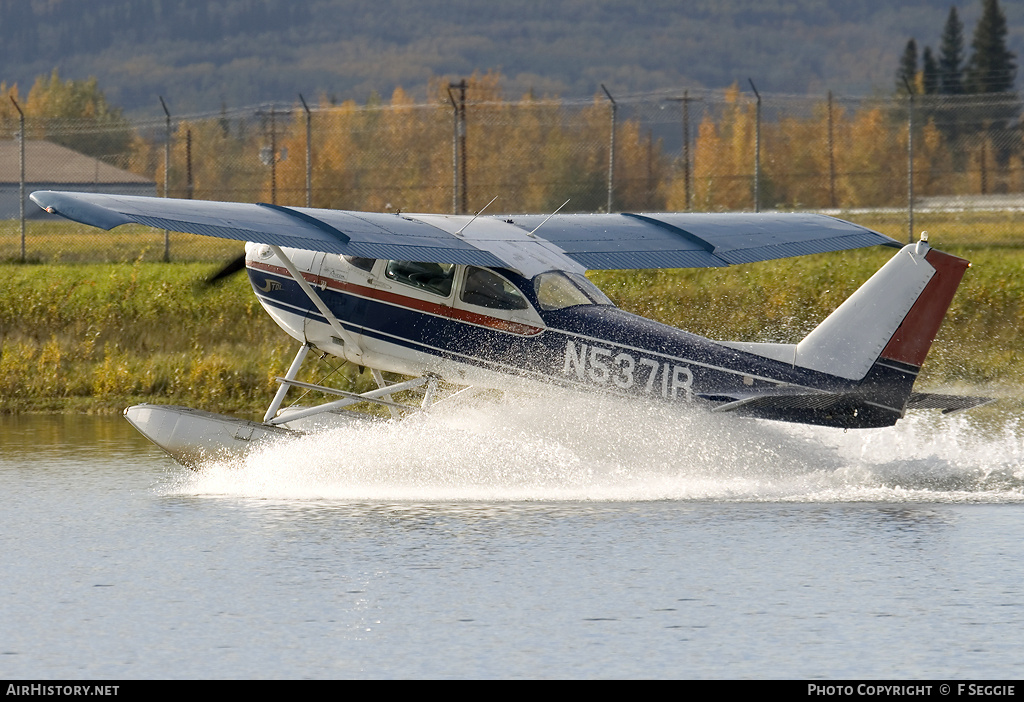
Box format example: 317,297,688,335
0,0,1020,115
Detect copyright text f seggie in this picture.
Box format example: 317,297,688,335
808,685,1016,697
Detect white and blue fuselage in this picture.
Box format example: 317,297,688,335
245,240,968,429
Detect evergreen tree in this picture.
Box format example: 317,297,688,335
939,6,966,94
897,39,919,92
920,45,947,158
965,0,1016,94
923,47,940,94
964,0,1019,164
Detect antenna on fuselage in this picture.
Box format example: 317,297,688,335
527,199,570,238
454,195,498,236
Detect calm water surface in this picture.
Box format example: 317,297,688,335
2,394,1024,679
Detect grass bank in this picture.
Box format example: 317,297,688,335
1,242,1022,415
0,261,376,415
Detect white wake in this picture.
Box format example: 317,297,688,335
167,388,1024,503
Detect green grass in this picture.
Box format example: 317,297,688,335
0,260,382,415
0,221,246,263
837,210,1024,248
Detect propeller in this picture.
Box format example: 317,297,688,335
204,253,247,287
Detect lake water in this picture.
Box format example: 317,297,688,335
2,392,1024,679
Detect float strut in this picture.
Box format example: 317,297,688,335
263,343,311,423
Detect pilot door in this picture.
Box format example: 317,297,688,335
299,250,329,342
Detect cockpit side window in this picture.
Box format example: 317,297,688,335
344,255,377,272
460,267,528,310
534,271,613,311
385,260,455,297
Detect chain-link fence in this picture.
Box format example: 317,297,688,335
2,84,1023,263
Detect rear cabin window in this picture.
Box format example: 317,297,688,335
385,260,455,297
460,267,528,310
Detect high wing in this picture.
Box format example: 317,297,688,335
30,191,900,274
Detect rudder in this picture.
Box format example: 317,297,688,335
877,246,970,368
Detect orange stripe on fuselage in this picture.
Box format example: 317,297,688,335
247,260,545,337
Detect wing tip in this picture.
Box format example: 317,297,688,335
29,191,133,230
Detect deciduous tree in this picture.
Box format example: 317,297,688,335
24,69,133,159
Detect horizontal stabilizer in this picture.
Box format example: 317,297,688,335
704,388,832,413
701,386,994,427
906,392,994,414
701,387,901,428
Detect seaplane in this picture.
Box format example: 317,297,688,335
31,190,991,466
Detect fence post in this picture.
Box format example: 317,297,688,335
601,84,616,213
186,129,193,200
10,97,25,262
447,88,458,214
683,92,692,211
159,96,171,261
448,80,468,214
300,94,312,207
265,107,277,205
903,78,914,244
827,90,836,208
748,79,761,213
979,137,988,195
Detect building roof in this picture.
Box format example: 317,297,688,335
0,139,152,184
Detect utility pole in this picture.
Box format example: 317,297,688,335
667,91,701,210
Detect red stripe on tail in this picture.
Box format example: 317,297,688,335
880,248,969,367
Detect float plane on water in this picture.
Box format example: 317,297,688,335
30,191,991,466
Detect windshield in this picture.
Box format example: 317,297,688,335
533,271,613,311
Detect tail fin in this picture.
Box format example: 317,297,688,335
795,240,969,381
714,241,982,427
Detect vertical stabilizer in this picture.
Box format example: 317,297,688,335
710,241,976,428
792,242,968,381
